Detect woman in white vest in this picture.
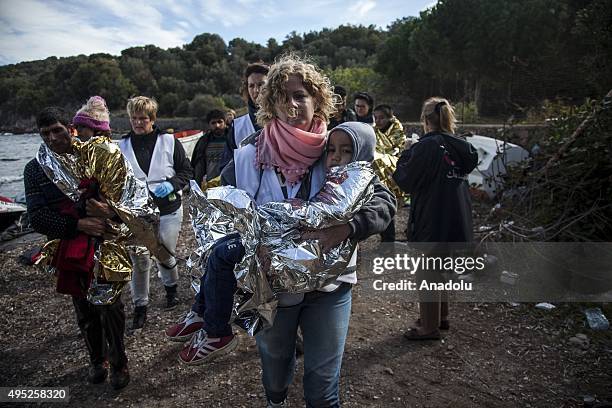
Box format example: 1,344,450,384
219,62,269,170
119,96,193,332
220,55,395,407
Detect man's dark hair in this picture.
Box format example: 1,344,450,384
206,109,226,123
36,107,71,128
373,104,394,118
333,85,347,99
354,92,374,108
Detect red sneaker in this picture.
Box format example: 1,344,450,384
178,329,238,365
165,311,204,342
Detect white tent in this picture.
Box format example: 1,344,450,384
465,134,530,198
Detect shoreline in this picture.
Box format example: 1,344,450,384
0,121,548,136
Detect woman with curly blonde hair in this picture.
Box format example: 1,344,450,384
255,54,335,128
171,54,395,407
235,54,392,406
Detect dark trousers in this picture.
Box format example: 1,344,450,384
192,233,245,337
72,296,128,369
380,218,396,242
416,265,449,332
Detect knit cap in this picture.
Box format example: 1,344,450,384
72,96,110,131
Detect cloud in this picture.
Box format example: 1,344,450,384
0,0,189,64
349,0,377,18
0,0,434,65
197,0,252,27
420,0,438,13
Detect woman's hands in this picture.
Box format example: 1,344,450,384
153,181,174,198
301,224,351,253
257,224,351,275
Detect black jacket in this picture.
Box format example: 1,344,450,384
220,131,396,241
121,126,193,216
24,159,78,240
356,113,374,125
393,131,478,242
328,108,357,130
191,129,227,184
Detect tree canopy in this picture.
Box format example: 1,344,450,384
0,0,609,128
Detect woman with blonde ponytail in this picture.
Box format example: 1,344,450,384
393,97,478,340
420,97,457,134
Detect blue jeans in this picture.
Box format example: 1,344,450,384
256,283,352,407
192,233,244,337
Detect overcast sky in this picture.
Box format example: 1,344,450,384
0,0,435,65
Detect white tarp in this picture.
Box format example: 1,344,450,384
465,134,529,198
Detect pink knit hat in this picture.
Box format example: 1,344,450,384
72,96,111,131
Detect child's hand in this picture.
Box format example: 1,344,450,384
301,224,351,253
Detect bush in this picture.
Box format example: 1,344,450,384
221,93,243,109
524,98,576,123
325,66,383,99
159,93,180,116
174,101,189,117
454,101,479,123
188,94,226,119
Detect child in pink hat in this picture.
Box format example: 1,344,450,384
73,96,111,141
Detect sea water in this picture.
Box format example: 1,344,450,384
0,133,41,198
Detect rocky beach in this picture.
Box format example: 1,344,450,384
1,205,611,407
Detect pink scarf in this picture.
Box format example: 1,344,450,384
255,118,327,185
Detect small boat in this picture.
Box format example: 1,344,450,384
0,196,27,231
173,130,204,160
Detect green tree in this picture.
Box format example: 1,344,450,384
188,94,226,119
14,87,46,116
326,66,383,98
159,93,180,116
157,77,188,96
572,0,612,95
119,56,157,95
0,3,609,128
69,58,136,109
186,33,227,65
282,31,304,51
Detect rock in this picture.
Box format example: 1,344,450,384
383,367,394,375
568,336,589,349
535,302,556,310
500,270,519,285
584,307,610,331
575,333,588,341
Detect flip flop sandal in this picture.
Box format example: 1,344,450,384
403,327,441,341
414,318,450,330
